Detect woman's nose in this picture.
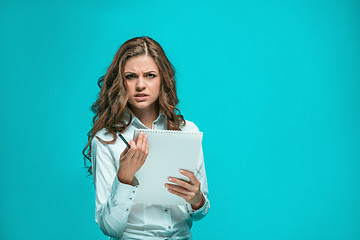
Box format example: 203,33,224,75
136,76,146,90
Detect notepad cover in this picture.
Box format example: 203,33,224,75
132,129,203,205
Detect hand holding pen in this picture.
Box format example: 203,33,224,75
116,131,149,186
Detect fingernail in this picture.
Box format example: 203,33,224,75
179,169,184,173
165,184,169,188
168,177,173,181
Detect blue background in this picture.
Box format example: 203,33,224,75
1,0,359,239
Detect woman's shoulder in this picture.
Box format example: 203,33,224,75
180,119,200,132
91,128,116,145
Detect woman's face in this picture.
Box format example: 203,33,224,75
124,55,161,114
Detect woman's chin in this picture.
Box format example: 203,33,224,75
129,101,158,111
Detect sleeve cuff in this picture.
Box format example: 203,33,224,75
110,175,139,206
186,192,209,215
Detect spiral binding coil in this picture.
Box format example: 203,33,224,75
135,129,202,135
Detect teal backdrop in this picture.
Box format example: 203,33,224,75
1,0,359,239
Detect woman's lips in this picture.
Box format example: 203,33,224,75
134,95,149,102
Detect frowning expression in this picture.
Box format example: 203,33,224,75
124,55,161,113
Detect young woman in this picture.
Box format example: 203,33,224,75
83,36,210,240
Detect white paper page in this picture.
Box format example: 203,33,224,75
133,129,203,205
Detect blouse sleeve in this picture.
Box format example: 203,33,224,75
185,143,210,220
91,135,139,238
183,121,210,221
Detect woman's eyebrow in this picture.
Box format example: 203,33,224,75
125,71,157,74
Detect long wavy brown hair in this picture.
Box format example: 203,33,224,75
83,36,185,177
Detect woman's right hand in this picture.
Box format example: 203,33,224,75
117,132,149,185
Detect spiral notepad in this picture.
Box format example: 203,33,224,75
132,129,203,205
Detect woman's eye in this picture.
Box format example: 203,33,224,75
147,74,156,78
125,74,135,79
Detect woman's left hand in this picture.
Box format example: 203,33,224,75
165,169,205,210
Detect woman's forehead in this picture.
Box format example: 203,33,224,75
124,55,159,72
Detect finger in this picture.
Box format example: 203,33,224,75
137,147,145,163
120,142,131,156
133,132,144,160
120,148,127,158
139,134,147,155
168,177,193,191
141,134,148,152
165,183,191,195
126,140,136,159
167,188,189,202
136,133,147,161
140,143,149,164
179,169,198,184
135,132,144,145
139,135,148,163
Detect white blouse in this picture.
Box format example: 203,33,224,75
91,110,210,240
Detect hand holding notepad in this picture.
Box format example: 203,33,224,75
132,129,203,205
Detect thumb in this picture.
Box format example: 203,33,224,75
120,141,132,157
120,140,136,158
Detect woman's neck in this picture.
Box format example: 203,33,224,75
130,104,160,129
